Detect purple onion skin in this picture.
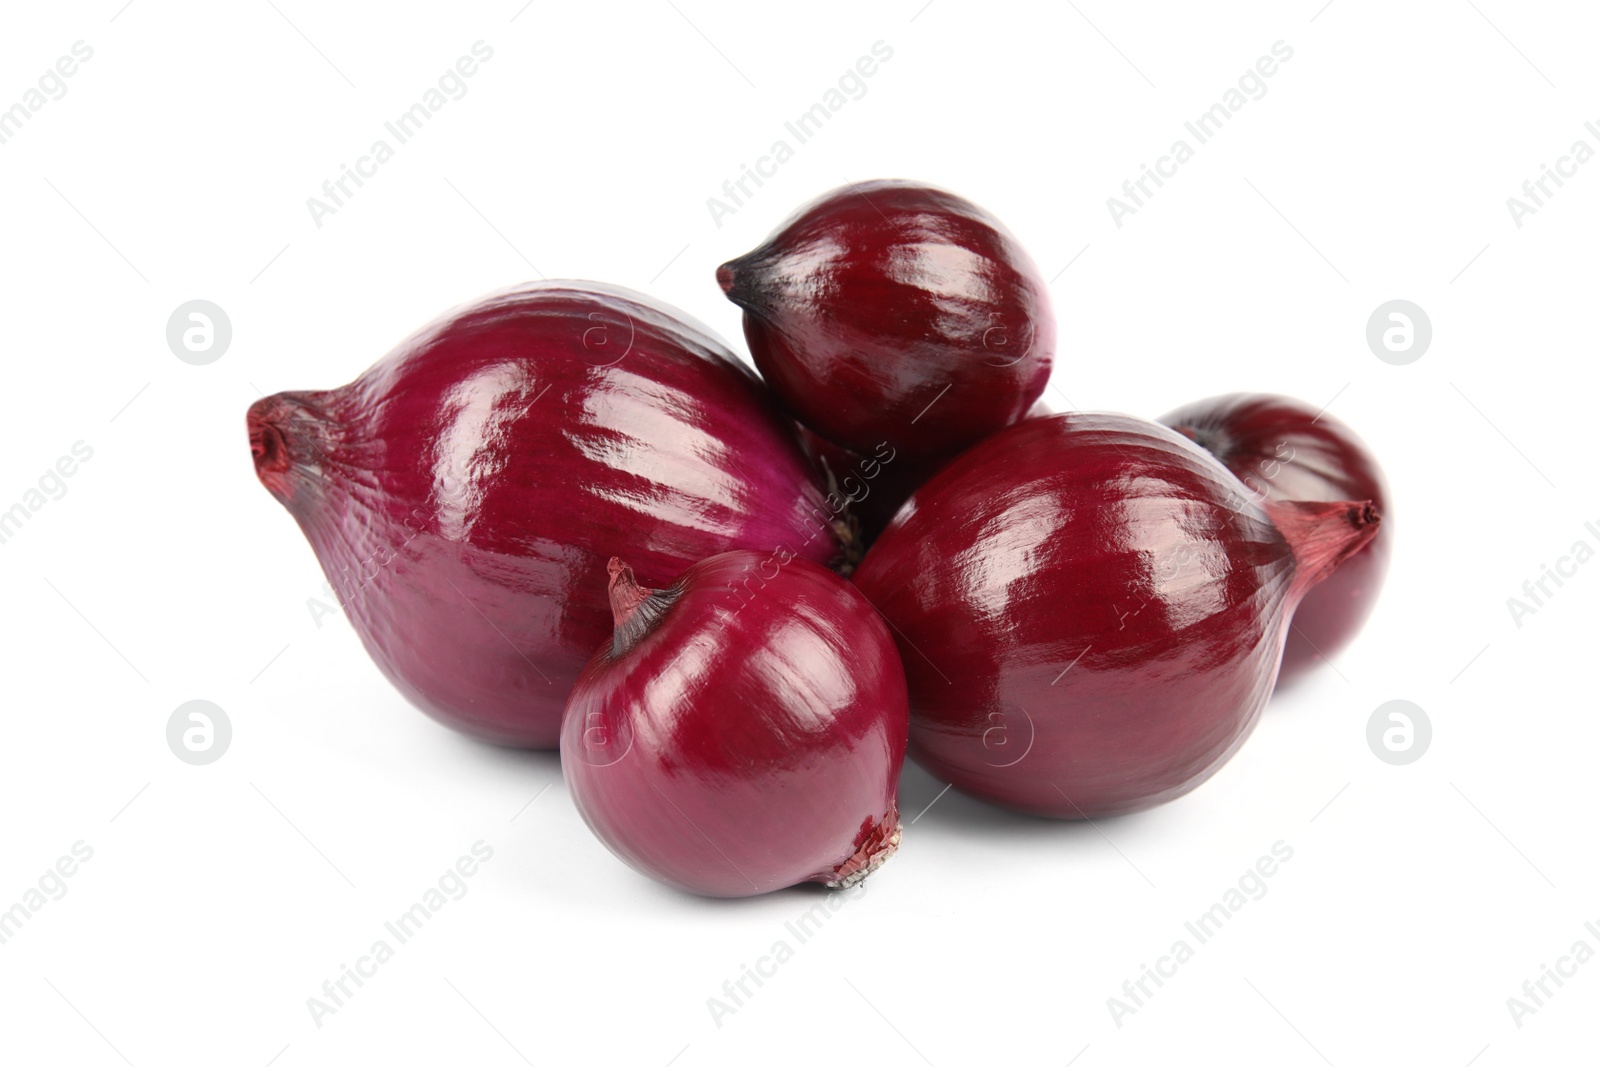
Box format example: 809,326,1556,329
1160,393,1390,685
718,180,1054,459
248,282,840,749
562,552,908,898
852,413,1379,819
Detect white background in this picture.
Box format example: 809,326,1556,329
1,2,1595,1064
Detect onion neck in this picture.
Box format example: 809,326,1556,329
608,558,679,657
715,254,763,313
1267,499,1382,602
716,249,795,320
247,390,344,515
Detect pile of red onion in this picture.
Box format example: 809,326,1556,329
250,180,1389,897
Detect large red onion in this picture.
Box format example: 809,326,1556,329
1159,393,1390,684
247,282,841,748
852,413,1380,818
718,180,1054,459
561,552,907,897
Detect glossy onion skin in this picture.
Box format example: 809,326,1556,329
248,282,838,749
562,552,908,898
719,180,1054,459
1160,393,1390,684
853,413,1344,819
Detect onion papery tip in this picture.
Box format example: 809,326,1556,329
247,393,321,503
249,416,288,475
814,454,866,577
823,808,902,889
607,558,678,658
715,256,764,312
247,396,297,475
1267,499,1382,601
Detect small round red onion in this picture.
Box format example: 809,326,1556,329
719,180,1054,459
562,551,908,897
852,413,1380,818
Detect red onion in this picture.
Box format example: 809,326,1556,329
718,180,1054,459
247,282,841,749
852,413,1380,818
1160,393,1390,683
561,552,907,897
